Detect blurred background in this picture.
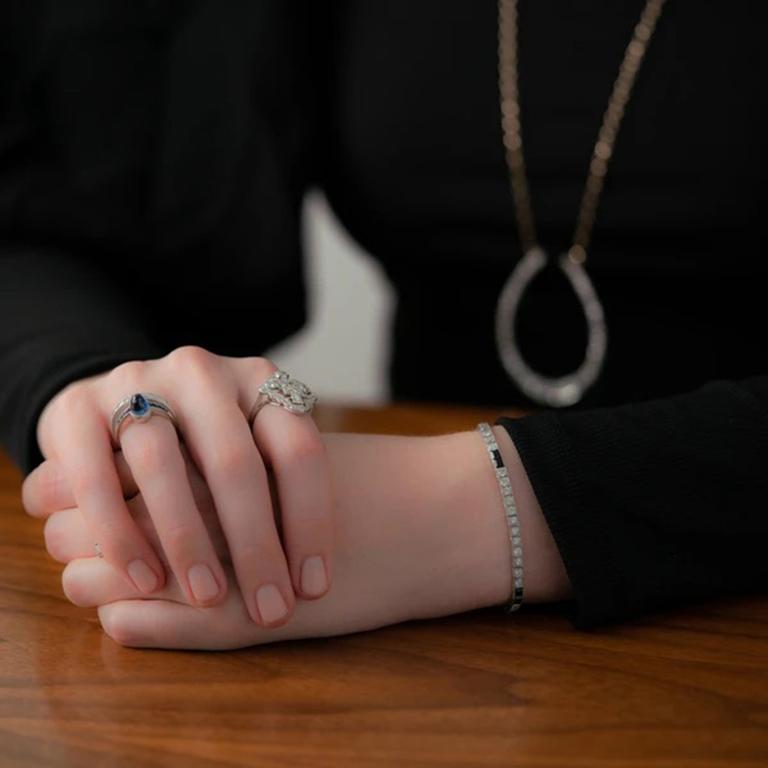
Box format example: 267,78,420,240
265,191,395,405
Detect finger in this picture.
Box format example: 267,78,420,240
97,600,220,649
62,557,184,608
177,441,215,503
116,410,228,608
23,449,140,519
179,374,296,629
42,458,229,567
44,508,93,563
250,404,334,601
97,596,269,650
22,458,69,519
51,387,165,595
44,492,162,564
43,496,160,566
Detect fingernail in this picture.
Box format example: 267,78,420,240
188,563,219,603
256,583,288,625
127,559,158,593
300,555,328,597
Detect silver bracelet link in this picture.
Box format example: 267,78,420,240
476,422,524,613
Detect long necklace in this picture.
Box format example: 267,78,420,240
495,0,667,407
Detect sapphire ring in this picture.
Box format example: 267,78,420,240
110,392,178,445
247,370,317,425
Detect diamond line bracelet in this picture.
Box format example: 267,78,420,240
476,422,524,613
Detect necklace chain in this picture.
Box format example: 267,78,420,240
497,0,667,265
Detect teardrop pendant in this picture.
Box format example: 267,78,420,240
495,247,607,407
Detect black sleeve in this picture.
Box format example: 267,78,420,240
0,247,164,475
0,8,168,475
0,4,325,477
496,376,768,630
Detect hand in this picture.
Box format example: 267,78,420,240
26,429,571,650
25,345,335,628
30,444,295,647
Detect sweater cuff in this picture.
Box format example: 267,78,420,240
495,413,627,631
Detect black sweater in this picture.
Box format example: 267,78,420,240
1,1,766,630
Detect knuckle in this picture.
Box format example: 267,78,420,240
57,383,92,415
283,515,332,549
107,360,147,389
237,540,276,567
162,520,198,554
168,345,221,390
207,443,250,478
39,385,92,455
166,345,217,378
276,429,326,468
237,541,291,582
245,356,277,380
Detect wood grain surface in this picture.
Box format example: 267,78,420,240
1,402,766,768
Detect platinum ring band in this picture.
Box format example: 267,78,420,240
110,392,178,444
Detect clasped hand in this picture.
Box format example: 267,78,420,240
27,346,335,630
24,426,527,650
22,347,555,650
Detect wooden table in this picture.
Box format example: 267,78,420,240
1,402,767,767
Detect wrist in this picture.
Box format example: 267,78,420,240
489,425,572,603
411,426,572,618
319,432,522,626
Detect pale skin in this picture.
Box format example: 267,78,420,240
24,410,572,649
32,346,336,629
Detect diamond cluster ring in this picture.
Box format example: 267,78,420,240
247,370,317,425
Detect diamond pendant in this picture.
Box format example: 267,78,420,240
495,247,607,407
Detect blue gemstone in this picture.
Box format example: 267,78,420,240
130,393,150,417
